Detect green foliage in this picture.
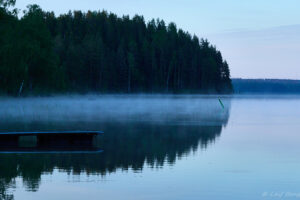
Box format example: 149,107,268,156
0,0,17,16
0,0,15,8
0,2,232,95
0,4,64,95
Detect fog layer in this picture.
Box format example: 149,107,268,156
0,95,231,131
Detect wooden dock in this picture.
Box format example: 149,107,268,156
0,131,104,153
0,130,103,136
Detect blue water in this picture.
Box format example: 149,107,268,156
0,95,300,200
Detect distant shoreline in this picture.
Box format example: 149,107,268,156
232,78,300,94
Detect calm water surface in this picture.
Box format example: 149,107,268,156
0,95,300,200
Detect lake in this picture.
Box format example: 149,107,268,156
0,95,300,200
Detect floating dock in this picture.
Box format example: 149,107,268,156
0,130,103,136
0,131,104,153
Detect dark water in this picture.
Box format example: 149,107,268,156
0,95,299,200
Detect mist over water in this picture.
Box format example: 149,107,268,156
0,95,231,131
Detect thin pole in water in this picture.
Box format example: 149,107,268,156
218,98,224,109
18,80,24,97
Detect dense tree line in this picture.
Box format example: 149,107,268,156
0,1,232,95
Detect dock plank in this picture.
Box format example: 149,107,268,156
0,131,103,136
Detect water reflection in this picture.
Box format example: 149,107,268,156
0,96,231,199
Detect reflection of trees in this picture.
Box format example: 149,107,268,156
0,180,14,200
99,124,223,171
0,97,231,198
0,124,226,198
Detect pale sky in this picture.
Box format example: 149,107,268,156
16,0,300,79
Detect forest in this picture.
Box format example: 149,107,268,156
0,0,232,95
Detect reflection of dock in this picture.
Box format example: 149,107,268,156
0,131,103,153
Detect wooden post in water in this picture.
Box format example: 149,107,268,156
18,80,24,96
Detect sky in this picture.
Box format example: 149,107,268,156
15,0,300,79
